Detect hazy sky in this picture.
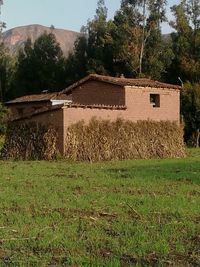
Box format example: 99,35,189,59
1,0,180,33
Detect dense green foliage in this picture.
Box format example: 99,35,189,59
0,102,7,134
0,153,199,265
0,0,13,102
181,82,200,146
169,0,200,144
169,0,200,83
9,33,66,98
1,0,200,144
65,0,173,80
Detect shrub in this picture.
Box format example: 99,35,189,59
0,103,8,135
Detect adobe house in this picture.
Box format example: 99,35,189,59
7,74,181,154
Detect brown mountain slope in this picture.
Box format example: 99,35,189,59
2,24,81,56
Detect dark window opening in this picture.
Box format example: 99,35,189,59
150,94,160,108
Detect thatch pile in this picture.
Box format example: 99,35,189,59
0,122,58,160
65,119,185,161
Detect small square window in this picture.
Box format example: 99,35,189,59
150,94,160,108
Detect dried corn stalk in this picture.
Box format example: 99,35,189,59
65,118,185,161
0,122,58,160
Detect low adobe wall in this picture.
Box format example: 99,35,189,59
63,106,127,154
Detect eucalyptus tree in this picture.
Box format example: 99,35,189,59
0,0,8,132
65,0,115,82
181,82,200,147
112,0,173,79
85,0,115,74
0,0,6,36
170,1,200,146
0,0,10,102
170,0,200,82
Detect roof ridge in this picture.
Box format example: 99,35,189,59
61,74,181,94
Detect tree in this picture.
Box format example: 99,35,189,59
0,0,13,102
181,82,200,147
0,43,14,101
139,0,168,75
85,0,115,75
168,1,200,147
65,36,88,84
65,0,115,83
112,0,173,79
13,32,66,97
0,0,6,35
0,102,7,135
142,23,174,80
112,1,142,77
66,0,173,82
169,0,200,83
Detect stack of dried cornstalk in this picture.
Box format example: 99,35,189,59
0,122,58,160
65,118,185,161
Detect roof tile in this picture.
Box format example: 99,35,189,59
62,74,181,93
6,92,71,105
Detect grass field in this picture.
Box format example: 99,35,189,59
0,150,199,266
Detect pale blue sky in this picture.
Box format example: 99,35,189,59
1,0,179,33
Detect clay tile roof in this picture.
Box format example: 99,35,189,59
6,92,70,105
62,74,181,93
10,104,64,122
64,103,127,110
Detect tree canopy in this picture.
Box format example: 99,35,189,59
11,32,66,97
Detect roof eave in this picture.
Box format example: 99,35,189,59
9,104,64,122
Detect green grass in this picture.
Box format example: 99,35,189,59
0,150,200,266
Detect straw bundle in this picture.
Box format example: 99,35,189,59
1,122,58,160
65,118,185,161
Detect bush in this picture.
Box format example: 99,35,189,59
0,103,8,135
65,118,186,161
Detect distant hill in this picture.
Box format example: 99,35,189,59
2,24,81,56
2,24,172,57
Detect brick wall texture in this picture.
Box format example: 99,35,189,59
72,80,125,106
